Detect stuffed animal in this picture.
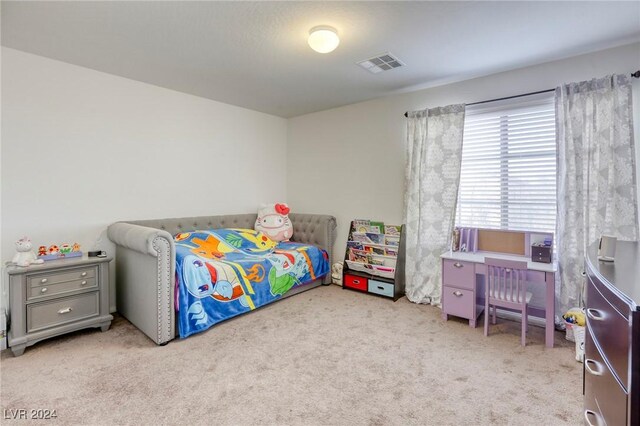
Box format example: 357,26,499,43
255,203,293,242
331,262,343,285
12,237,44,267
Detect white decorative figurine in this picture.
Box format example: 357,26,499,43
12,237,44,267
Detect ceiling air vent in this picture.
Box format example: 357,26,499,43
357,52,404,74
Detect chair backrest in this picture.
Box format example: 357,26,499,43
485,258,529,304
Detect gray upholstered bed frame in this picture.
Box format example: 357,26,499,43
107,213,336,345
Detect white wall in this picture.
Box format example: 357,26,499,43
287,42,640,257
1,48,288,310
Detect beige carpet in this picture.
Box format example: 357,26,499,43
1,285,581,425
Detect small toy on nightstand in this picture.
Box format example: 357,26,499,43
38,242,82,261
11,237,44,267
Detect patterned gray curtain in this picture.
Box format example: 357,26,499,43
555,74,638,314
404,104,465,305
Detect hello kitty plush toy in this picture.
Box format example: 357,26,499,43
12,237,44,267
255,203,293,242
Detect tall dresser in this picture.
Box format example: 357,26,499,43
584,242,639,426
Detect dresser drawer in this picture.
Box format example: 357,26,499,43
442,286,474,320
27,266,97,288
584,329,627,426
586,276,629,389
27,278,97,301
368,280,394,298
442,260,474,290
27,292,99,333
344,274,368,292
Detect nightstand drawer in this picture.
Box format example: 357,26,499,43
27,278,97,301
442,260,475,290
344,274,368,291
28,267,96,288
442,286,474,320
368,280,394,298
27,292,99,333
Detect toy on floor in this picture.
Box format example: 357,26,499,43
563,307,586,362
562,308,585,327
11,237,44,267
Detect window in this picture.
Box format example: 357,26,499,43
455,93,556,234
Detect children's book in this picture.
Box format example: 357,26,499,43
353,219,371,233
369,253,397,267
385,235,400,247
363,244,386,255
346,241,364,250
349,248,369,263
369,221,385,234
385,247,398,257
384,225,401,236
351,232,370,243
365,232,385,245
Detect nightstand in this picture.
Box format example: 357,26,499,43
6,256,113,356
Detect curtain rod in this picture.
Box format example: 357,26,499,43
403,70,640,117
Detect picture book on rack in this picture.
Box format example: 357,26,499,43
352,219,371,233
384,225,402,236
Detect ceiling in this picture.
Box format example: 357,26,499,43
2,1,639,118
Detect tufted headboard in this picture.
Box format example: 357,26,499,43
129,214,257,236
126,212,337,266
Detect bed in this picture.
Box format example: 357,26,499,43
107,213,336,344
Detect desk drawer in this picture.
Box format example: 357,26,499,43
442,286,474,320
344,274,368,292
442,260,474,290
368,280,394,298
584,328,627,426
586,276,629,389
27,292,99,333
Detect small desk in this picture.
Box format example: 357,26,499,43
440,250,557,348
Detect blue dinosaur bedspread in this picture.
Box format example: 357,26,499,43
174,228,329,338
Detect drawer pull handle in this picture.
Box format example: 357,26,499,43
81,280,87,286
453,291,463,297
453,262,463,268
41,287,48,293
81,272,87,277
353,279,360,284
586,308,605,321
377,286,384,290
41,278,48,284
58,307,73,315
584,359,603,376
584,410,602,426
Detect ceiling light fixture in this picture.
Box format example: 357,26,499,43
308,26,340,54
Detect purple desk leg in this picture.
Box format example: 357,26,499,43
545,272,555,348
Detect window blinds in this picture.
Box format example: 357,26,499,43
456,94,557,234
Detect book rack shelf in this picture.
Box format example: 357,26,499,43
342,220,406,301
